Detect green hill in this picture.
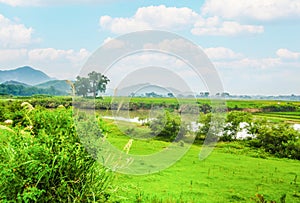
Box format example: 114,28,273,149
35,80,71,94
2,80,30,87
0,66,52,85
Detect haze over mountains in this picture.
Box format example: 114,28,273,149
0,66,53,86
0,66,299,100
0,66,70,95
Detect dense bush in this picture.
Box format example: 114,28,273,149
0,104,113,202
0,84,66,96
261,103,298,112
0,100,24,124
248,119,300,159
196,112,225,141
149,111,187,141
196,111,300,159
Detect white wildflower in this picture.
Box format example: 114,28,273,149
4,120,13,125
21,102,34,112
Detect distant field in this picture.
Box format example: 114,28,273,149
1,95,300,109
253,112,300,123
103,97,300,108
98,97,300,112
1,95,300,124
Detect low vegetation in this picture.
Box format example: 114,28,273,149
0,102,113,202
0,83,66,96
0,96,300,202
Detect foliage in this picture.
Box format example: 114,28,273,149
261,103,298,112
0,104,113,202
1,96,300,202
196,112,212,140
248,119,300,159
89,71,110,97
149,111,187,141
196,112,225,141
74,71,110,97
74,76,91,97
198,103,212,114
0,83,66,96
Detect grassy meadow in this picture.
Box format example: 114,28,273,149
101,117,300,203
0,96,300,202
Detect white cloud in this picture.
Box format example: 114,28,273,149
100,5,199,34
204,47,243,60
214,57,282,70
0,14,34,48
103,37,113,44
28,48,74,61
201,0,300,21
103,51,206,93
276,48,300,60
0,48,90,79
192,16,264,36
211,48,300,95
0,49,27,62
211,48,300,71
100,5,264,36
143,38,198,54
27,48,88,62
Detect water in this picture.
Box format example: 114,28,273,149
100,112,300,139
102,116,152,124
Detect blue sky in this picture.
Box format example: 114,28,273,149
0,0,300,95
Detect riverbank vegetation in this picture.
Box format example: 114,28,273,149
0,96,299,202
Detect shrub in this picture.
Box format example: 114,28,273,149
149,111,187,141
261,103,298,112
0,105,113,202
248,119,300,159
196,112,225,142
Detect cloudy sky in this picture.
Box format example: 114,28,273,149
0,0,300,95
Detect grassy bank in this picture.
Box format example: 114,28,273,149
1,96,300,202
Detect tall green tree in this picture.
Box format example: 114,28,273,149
88,71,110,97
74,72,110,97
74,76,91,97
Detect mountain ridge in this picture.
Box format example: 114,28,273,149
0,66,53,85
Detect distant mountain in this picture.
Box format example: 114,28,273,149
35,80,71,94
2,80,30,87
0,66,52,85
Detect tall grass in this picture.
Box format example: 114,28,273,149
0,104,113,202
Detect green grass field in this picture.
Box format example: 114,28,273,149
108,134,300,202
254,112,300,123
1,96,300,202
99,118,300,202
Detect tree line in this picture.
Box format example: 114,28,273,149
0,84,66,96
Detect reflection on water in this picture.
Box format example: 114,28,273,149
99,110,300,140
102,116,153,124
